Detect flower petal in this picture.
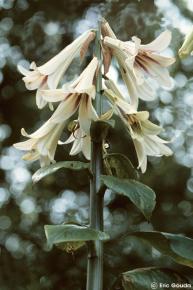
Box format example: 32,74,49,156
36,89,48,109
38,30,92,75
50,94,80,123
75,57,98,93
82,135,91,160
78,95,98,134
133,139,147,173
23,74,45,90
40,89,71,102
149,54,176,67
105,79,125,100
69,133,82,156
17,64,30,76
146,62,173,88
140,30,172,52
21,119,55,139
13,138,37,150
59,133,75,145
141,119,162,135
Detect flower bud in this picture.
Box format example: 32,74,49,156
179,27,193,59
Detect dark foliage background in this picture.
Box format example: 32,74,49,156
0,0,193,289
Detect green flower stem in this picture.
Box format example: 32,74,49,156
86,20,104,290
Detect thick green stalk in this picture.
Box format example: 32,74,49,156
86,22,104,290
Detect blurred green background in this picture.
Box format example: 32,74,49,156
0,0,193,289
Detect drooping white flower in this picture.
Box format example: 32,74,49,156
60,121,91,160
101,19,156,108
13,119,65,167
18,30,96,109
40,57,98,134
104,85,173,173
104,30,175,89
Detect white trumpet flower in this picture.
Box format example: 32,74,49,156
13,119,65,167
40,57,98,134
104,86,172,173
60,122,91,160
18,30,95,109
104,30,175,89
101,19,156,107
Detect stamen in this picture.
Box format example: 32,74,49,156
127,114,141,132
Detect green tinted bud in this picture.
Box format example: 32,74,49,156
179,27,193,59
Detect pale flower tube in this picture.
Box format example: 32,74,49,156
104,86,172,173
40,57,98,135
18,30,95,109
13,119,65,167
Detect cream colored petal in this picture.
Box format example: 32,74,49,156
104,36,122,50
69,135,82,156
118,65,139,109
36,89,48,109
36,134,51,156
80,31,96,59
156,142,173,156
13,138,37,150
78,95,98,134
143,136,161,156
50,94,80,123
140,30,172,52
100,108,115,121
137,78,156,102
82,135,91,160
133,139,147,173
59,133,75,145
125,56,136,71
75,57,98,92
141,119,162,135
23,151,39,162
136,111,149,121
30,62,37,70
105,79,125,100
149,54,175,67
47,57,73,89
38,30,91,75
145,62,173,88
117,98,137,115
150,135,171,144
143,120,162,135
131,36,141,52
46,123,65,160
17,64,30,76
144,136,172,157
40,155,51,167
132,62,145,85
41,89,71,102
21,119,55,139
23,74,45,90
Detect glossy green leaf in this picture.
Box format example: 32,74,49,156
104,153,138,179
131,231,193,268
101,175,156,220
32,161,90,183
122,267,190,290
44,224,110,252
